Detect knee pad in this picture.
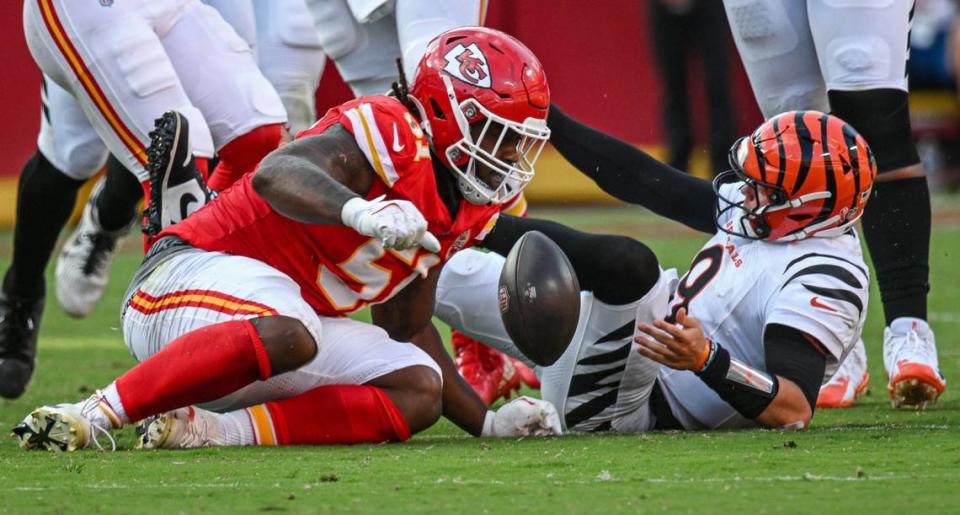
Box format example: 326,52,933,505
757,86,829,120
829,89,920,172
208,123,284,190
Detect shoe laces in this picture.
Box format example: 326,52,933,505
80,231,119,276
901,328,936,364
79,392,117,452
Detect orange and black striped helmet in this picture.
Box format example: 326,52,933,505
713,111,877,241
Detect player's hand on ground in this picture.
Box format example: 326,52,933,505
483,396,563,437
341,195,441,252
635,308,711,372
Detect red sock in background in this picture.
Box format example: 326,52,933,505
247,385,410,446
114,319,271,423
207,124,284,191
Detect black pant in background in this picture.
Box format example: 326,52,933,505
649,0,735,174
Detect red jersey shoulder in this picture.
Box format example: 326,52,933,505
304,96,431,188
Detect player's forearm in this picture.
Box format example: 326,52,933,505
252,153,358,225
548,104,716,234
408,323,488,436
755,377,813,429
693,341,813,430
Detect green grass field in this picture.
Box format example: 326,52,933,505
1,204,959,513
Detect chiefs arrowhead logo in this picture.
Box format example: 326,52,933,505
443,43,491,88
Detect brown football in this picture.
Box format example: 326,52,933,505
498,231,581,366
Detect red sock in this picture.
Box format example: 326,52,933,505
115,319,271,422
208,124,283,191
251,385,410,445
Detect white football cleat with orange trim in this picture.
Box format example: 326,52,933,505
883,318,946,410
817,338,869,409
139,406,224,449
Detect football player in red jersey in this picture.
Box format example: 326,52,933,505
13,27,561,452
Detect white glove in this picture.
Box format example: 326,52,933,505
341,195,441,252
481,396,563,437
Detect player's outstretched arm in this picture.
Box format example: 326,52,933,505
636,310,824,429
548,104,716,234
484,215,660,305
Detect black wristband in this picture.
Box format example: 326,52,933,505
695,342,780,420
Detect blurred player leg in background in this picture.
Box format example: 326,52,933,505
0,74,107,398
307,0,401,96
202,0,258,48
723,0,945,408
12,0,285,397
22,0,217,181
55,156,140,318
51,0,290,305
175,0,288,191
808,0,945,409
649,0,695,170
252,0,327,135
648,0,734,172
394,0,488,81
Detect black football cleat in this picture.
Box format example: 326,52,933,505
143,111,213,238
0,293,44,399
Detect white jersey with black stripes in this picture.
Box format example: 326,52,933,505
658,183,869,430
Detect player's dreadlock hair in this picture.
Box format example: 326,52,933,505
390,58,420,115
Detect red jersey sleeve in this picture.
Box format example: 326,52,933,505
337,96,432,190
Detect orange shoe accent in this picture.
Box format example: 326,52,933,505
816,372,869,409
889,362,947,394
888,362,946,409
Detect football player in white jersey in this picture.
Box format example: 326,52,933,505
721,0,945,409
438,107,876,432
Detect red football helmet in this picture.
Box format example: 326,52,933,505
714,111,877,241
409,27,551,205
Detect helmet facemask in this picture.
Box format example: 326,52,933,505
439,76,550,205
714,136,832,241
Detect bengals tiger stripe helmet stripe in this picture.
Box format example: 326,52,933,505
713,110,877,241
